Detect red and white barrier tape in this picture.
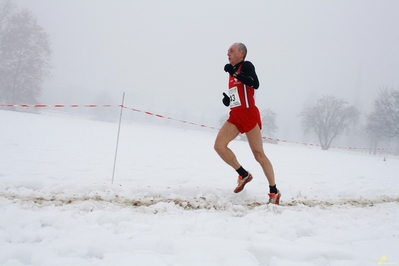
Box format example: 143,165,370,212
121,106,219,130
1,103,393,152
260,138,393,151
0,104,117,108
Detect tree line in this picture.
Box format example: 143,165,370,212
254,90,398,154
0,0,51,105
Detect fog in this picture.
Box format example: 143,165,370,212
16,0,399,142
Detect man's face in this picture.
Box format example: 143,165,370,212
227,44,244,66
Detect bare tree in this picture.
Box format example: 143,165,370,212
368,88,399,139
0,0,52,104
365,113,385,155
261,108,278,137
0,0,13,31
300,95,359,150
365,88,399,154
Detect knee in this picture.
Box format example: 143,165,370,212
253,151,266,163
214,140,228,154
214,142,223,154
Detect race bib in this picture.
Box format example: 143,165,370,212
229,86,241,108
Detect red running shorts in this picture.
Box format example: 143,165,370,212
227,106,262,134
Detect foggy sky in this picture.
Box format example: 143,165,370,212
16,0,399,140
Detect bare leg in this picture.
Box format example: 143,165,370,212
245,125,275,186
214,121,241,170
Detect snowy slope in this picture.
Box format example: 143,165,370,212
1,110,398,266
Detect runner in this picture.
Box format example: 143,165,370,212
214,42,281,204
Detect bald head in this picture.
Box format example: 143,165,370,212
236,43,247,59
227,43,247,66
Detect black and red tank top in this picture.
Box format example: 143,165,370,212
227,65,256,110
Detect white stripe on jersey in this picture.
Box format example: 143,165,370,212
244,84,250,108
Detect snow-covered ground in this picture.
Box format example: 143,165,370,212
1,109,398,266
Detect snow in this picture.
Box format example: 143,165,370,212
1,109,398,266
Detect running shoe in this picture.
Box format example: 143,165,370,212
233,173,253,193
268,190,281,205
